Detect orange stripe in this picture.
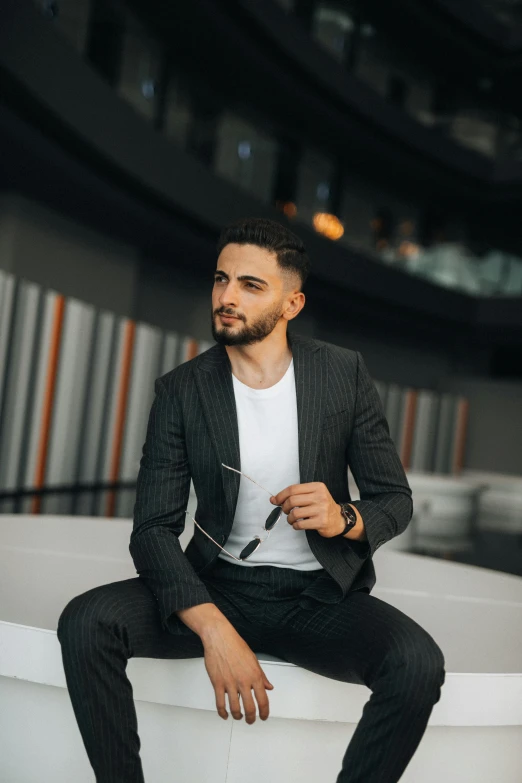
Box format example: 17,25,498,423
187,338,198,361
32,295,65,514
400,390,417,470
106,320,136,517
453,398,469,475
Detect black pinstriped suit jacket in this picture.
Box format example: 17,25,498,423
130,330,413,632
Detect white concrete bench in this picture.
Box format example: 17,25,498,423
462,469,522,535
1,513,521,783
405,471,486,554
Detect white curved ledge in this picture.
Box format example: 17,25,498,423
1,513,521,727
1,514,522,783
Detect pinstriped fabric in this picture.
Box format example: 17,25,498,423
129,331,414,629
57,556,445,783
58,332,444,783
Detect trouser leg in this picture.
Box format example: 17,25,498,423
56,575,259,783
270,590,446,783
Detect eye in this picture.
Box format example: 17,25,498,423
214,276,260,290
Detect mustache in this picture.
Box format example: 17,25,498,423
216,311,242,319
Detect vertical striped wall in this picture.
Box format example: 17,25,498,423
0,270,212,517
374,381,469,477
0,269,469,518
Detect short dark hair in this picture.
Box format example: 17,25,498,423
216,217,311,291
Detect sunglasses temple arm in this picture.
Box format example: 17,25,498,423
221,463,277,499
185,512,243,563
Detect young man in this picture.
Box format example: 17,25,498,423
58,217,445,783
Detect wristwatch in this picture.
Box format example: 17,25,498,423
334,503,358,538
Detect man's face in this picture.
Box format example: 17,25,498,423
211,243,295,346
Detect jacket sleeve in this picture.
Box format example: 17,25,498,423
346,351,413,557
129,376,215,631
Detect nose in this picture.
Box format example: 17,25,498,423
217,281,239,310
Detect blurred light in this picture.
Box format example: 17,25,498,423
316,182,330,201
370,217,383,232
141,79,156,99
275,201,298,218
376,238,389,250
361,24,375,37
397,240,420,259
315,8,354,33
313,212,344,240
237,140,252,160
399,219,415,236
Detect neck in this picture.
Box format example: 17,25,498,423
226,333,292,387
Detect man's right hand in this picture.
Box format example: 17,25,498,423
202,621,274,724
176,602,274,724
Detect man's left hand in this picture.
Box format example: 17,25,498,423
269,482,345,539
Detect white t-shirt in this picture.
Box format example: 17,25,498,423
217,357,323,570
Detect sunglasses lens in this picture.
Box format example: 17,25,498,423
265,506,282,531
240,538,262,560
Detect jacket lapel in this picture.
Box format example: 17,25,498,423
193,331,328,532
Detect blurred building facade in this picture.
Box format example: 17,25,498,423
1,0,522,507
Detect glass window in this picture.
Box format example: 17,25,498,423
479,251,522,296
274,0,295,11
312,4,355,63
504,255,522,295
295,148,336,230
163,72,193,151
497,114,522,161
338,184,375,252
35,0,92,55
354,23,388,97
118,11,163,123
413,243,482,295
355,22,434,122
450,110,498,157
213,114,278,203
408,75,434,126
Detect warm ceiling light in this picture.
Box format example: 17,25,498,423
397,240,420,258
399,220,415,236
276,201,298,218
313,212,344,240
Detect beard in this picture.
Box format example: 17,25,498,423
211,298,285,346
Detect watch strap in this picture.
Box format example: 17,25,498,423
335,503,357,537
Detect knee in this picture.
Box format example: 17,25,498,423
57,588,110,647
414,637,445,688
387,632,446,701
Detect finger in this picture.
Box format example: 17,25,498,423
287,505,320,524
272,484,312,505
239,685,258,725
292,513,322,530
226,685,243,720
253,682,270,721
282,492,318,513
215,686,228,720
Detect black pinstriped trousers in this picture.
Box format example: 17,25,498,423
57,558,446,783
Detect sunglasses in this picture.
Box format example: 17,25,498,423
184,463,284,561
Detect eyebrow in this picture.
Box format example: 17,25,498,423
214,269,269,287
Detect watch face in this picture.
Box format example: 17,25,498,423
343,505,357,523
